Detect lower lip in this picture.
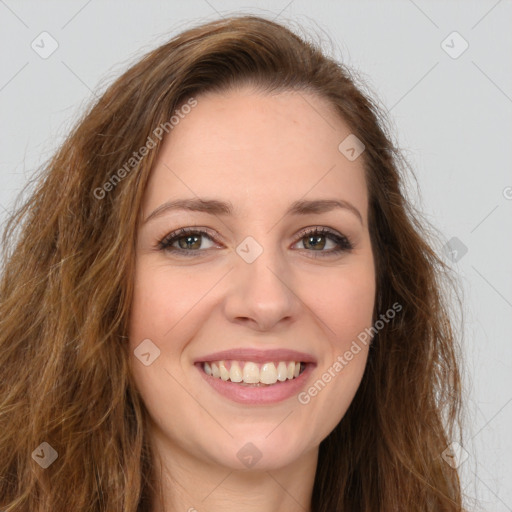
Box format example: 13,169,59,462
196,363,315,405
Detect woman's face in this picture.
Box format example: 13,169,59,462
129,86,376,472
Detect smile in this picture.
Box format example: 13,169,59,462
194,348,316,404
202,360,306,385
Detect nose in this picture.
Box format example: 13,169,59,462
222,242,301,332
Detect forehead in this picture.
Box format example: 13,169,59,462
143,87,368,222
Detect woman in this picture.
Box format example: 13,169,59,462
0,14,465,512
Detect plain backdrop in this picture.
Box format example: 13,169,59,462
1,1,511,510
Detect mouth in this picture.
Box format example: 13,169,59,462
197,360,307,386
193,348,316,404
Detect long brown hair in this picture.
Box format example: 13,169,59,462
0,14,464,511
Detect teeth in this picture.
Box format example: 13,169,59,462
229,361,243,382
243,362,260,384
260,362,278,384
276,362,288,382
287,362,295,379
202,360,305,385
219,361,229,381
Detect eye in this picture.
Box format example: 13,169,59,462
157,227,218,256
292,227,353,257
157,226,354,257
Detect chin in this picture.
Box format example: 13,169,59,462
198,429,313,472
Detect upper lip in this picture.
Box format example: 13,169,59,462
194,348,317,364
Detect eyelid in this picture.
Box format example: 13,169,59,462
292,226,353,253
157,226,221,253
157,225,353,256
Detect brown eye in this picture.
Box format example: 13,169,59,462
302,233,329,250
158,228,217,256
294,227,353,256
157,226,353,258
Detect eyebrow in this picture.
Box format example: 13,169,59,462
143,197,363,225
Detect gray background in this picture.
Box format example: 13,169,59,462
1,1,511,510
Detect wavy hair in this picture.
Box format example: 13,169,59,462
0,14,464,511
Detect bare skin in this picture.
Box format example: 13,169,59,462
128,86,376,512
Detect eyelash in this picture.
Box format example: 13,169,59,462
156,226,354,258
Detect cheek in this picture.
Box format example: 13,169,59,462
295,266,374,437
308,263,376,343
129,261,202,343
127,263,200,434
126,253,376,466
304,262,374,399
